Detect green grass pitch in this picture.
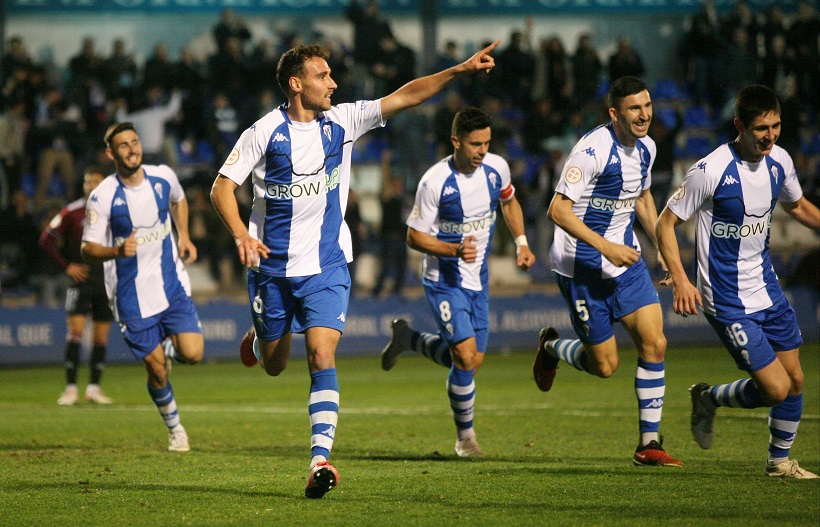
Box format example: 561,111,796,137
1,345,817,526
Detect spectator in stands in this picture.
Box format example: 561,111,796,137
572,34,603,108
372,150,409,298
541,36,571,109
372,33,416,97
207,91,240,166
175,46,207,144
207,36,250,110
345,188,365,297
40,167,114,406
0,99,29,204
759,34,795,99
101,38,137,102
1,36,33,86
433,90,463,160
721,27,760,105
608,36,645,83
1,65,33,111
759,5,788,58
522,97,564,156
345,0,393,69
114,86,182,165
0,188,40,291
33,99,82,212
142,43,175,94
787,1,819,113
212,8,252,55
68,37,102,92
684,0,725,110
720,0,760,57
496,30,535,109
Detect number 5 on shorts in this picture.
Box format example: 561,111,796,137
575,299,590,322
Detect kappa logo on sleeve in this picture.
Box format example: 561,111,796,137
225,148,240,165
565,166,583,184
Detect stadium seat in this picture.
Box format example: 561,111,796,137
683,105,713,129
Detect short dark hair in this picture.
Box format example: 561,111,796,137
84,165,107,177
104,122,136,148
607,76,647,109
452,107,492,138
276,44,330,97
734,84,780,128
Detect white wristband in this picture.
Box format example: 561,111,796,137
514,235,529,248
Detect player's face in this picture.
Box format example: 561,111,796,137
610,89,652,146
734,111,780,162
107,129,142,174
299,57,337,112
452,127,491,173
83,172,105,197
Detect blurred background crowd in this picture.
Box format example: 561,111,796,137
0,0,818,305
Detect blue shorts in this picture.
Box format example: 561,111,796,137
705,297,803,373
423,280,489,352
555,259,659,345
118,291,202,361
248,264,350,341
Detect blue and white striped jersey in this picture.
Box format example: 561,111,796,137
550,123,655,280
407,152,513,292
666,143,802,317
218,102,385,277
83,165,192,322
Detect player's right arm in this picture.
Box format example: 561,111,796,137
548,193,639,268
656,206,701,316
81,231,136,262
210,175,269,267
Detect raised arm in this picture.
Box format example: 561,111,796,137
380,40,499,120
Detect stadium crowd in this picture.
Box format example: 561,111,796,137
0,0,818,301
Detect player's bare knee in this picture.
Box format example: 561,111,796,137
762,384,789,406
263,361,286,376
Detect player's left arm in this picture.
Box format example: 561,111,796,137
170,195,197,264
380,40,498,120
781,196,820,232
499,195,535,271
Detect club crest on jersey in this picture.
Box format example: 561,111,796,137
565,166,582,184
225,148,240,165
154,182,164,199
770,165,778,184
323,124,332,141
489,172,497,188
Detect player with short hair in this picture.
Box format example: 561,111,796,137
533,76,683,467
81,122,204,452
210,41,500,498
40,167,114,406
381,107,535,457
656,84,820,478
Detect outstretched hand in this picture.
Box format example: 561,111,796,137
463,40,499,74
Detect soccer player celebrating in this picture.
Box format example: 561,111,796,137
40,167,114,406
81,122,204,452
210,41,500,498
656,84,820,478
380,107,535,457
533,76,683,467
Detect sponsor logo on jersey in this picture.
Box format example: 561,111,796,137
671,184,686,201
91,195,99,203
589,196,637,212
565,166,583,184
609,154,620,165
272,132,289,142
264,166,341,199
697,161,707,172
225,148,240,165
443,185,458,197
113,197,126,207
582,147,596,159
721,174,739,186
439,211,497,234
114,218,172,247
337,312,346,323
645,398,664,408
710,216,771,239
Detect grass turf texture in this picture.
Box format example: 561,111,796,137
1,345,817,526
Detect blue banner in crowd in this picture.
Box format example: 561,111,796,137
6,0,797,15
1,287,817,366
